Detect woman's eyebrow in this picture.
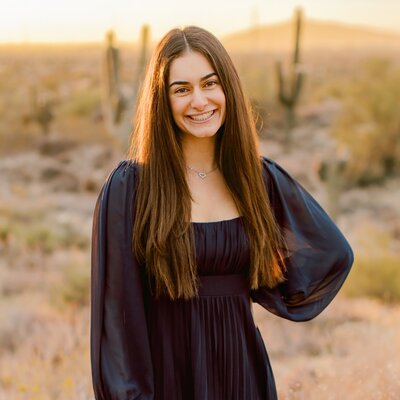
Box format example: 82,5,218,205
169,72,217,88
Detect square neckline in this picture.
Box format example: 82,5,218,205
191,216,242,225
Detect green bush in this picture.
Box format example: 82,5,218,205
60,225,90,250
60,88,101,117
50,257,90,309
0,224,11,243
331,58,400,186
24,225,60,254
343,253,400,303
14,223,89,254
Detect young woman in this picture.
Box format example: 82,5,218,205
91,26,354,400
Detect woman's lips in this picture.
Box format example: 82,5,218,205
187,110,215,122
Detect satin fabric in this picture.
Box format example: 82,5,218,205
90,156,354,399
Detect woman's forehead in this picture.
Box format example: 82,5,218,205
168,51,215,83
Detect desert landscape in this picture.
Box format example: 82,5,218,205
0,17,400,399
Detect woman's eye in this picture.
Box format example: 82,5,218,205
175,87,189,94
204,80,218,87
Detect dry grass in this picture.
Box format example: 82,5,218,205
0,299,92,400
254,296,400,400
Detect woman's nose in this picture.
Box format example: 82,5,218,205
190,88,208,109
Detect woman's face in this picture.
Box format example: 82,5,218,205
168,51,226,140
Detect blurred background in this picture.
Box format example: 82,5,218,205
0,1,399,399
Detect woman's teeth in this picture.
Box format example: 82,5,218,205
188,110,214,121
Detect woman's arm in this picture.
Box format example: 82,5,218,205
91,161,154,399
250,157,354,322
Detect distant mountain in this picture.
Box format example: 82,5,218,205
222,19,400,53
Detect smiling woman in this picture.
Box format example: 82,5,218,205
90,26,354,400
168,53,226,140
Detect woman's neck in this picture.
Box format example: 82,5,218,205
181,135,217,171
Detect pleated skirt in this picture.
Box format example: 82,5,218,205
146,274,277,400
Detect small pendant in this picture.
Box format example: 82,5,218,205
198,172,207,179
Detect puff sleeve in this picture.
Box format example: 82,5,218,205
90,161,154,399
250,156,354,322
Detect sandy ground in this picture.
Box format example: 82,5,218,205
254,297,400,399
0,139,399,399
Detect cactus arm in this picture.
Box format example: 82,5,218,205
101,25,150,150
276,7,305,146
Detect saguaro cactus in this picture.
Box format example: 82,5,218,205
103,30,125,125
276,8,304,146
101,25,150,149
23,87,54,136
317,146,349,220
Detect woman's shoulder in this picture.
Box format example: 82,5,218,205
260,155,290,174
108,159,140,176
258,155,310,202
259,155,293,182
98,159,141,205
104,159,141,186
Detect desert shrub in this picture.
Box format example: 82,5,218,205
343,253,400,303
1,206,89,256
12,223,89,255
60,88,101,118
23,225,60,254
50,256,90,309
0,224,11,243
60,225,90,250
342,222,400,302
331,58,400,186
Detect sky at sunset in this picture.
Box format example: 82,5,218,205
1,0,399,43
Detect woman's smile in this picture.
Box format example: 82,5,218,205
186,110,216,122
168,51,226,140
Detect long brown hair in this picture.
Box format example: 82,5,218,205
128,26,287,300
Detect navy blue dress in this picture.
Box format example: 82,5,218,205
90,156,354,400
